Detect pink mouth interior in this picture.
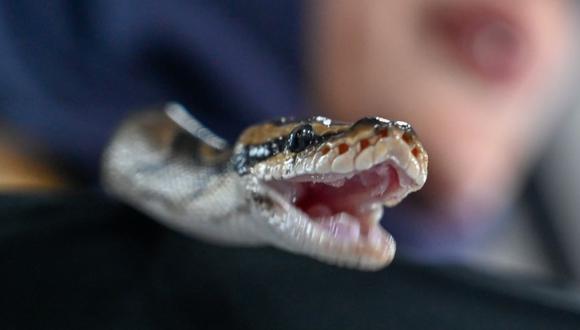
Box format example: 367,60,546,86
268,162,401,240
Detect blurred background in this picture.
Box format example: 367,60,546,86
1,0,580,325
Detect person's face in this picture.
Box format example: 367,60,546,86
309,0,573,238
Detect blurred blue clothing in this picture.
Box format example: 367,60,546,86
0,1,305,180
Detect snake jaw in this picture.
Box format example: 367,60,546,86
259,162,409,269
244,119,428,270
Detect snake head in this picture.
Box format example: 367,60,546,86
233,116,428,270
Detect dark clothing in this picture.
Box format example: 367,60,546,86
1,193,580,330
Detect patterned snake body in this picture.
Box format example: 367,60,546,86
102,103,428,270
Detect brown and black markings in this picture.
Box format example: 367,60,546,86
232,116,419,176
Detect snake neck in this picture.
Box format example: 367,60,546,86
102,109,270,244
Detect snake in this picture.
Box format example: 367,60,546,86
101,103,428,270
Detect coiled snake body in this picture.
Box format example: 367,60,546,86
102,103,428,270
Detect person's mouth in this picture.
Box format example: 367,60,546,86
428,3,530,83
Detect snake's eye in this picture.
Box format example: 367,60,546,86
287,124,315,152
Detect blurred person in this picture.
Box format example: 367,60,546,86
309,0,576,265
0,0,576,267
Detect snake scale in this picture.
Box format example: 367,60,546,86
102,103,428,270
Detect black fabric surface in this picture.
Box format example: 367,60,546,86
1,193,580,329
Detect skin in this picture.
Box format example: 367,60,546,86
308,0,574,250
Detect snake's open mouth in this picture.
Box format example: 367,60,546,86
268,161,411,245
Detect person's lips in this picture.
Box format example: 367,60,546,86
428,4,530,83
